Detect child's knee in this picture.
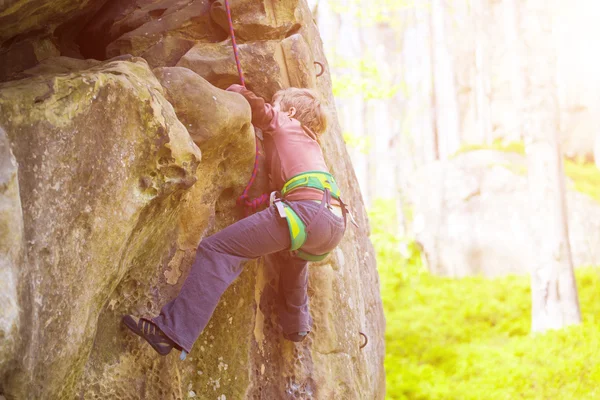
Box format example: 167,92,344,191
197,238,214,254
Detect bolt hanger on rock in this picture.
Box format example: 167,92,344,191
314,61,325,77
360,331,368,349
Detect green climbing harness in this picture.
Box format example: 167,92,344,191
273,171,347,262
281,171,342,200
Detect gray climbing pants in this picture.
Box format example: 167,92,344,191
152,199,346,353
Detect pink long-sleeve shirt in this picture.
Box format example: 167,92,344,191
227,85,333,203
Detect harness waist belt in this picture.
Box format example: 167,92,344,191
281,171,341,200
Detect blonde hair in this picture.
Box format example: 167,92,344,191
272,88,328,135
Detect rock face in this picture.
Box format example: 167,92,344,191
409,150,600,277
0,1,385,399
0,58,202,398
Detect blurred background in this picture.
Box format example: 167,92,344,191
309,0,600,398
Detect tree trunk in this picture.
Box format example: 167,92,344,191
403,4,437,165
595,132,600,170
473,0,492,144
430,0,461,159
503,0,525,141
523,0,581,332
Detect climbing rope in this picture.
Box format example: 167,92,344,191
224,0,268,215
224,0,245,87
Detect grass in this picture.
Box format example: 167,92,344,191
370,200,600,400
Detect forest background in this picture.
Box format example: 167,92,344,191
309,0,600,398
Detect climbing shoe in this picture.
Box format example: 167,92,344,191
122,315,180,356
283,331,309,342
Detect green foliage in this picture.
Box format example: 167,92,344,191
328,0,423,26
451,139,526,158
453,140,600,203
370,200,600,400
343,131,373,153
564,158,600,203
331,54,401,100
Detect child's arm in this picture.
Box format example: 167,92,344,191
226,84,281,133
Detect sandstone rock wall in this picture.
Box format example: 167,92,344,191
0,1,385,399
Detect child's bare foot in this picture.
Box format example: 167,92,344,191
122,315,180,356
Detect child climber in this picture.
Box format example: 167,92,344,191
122,84,347,357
